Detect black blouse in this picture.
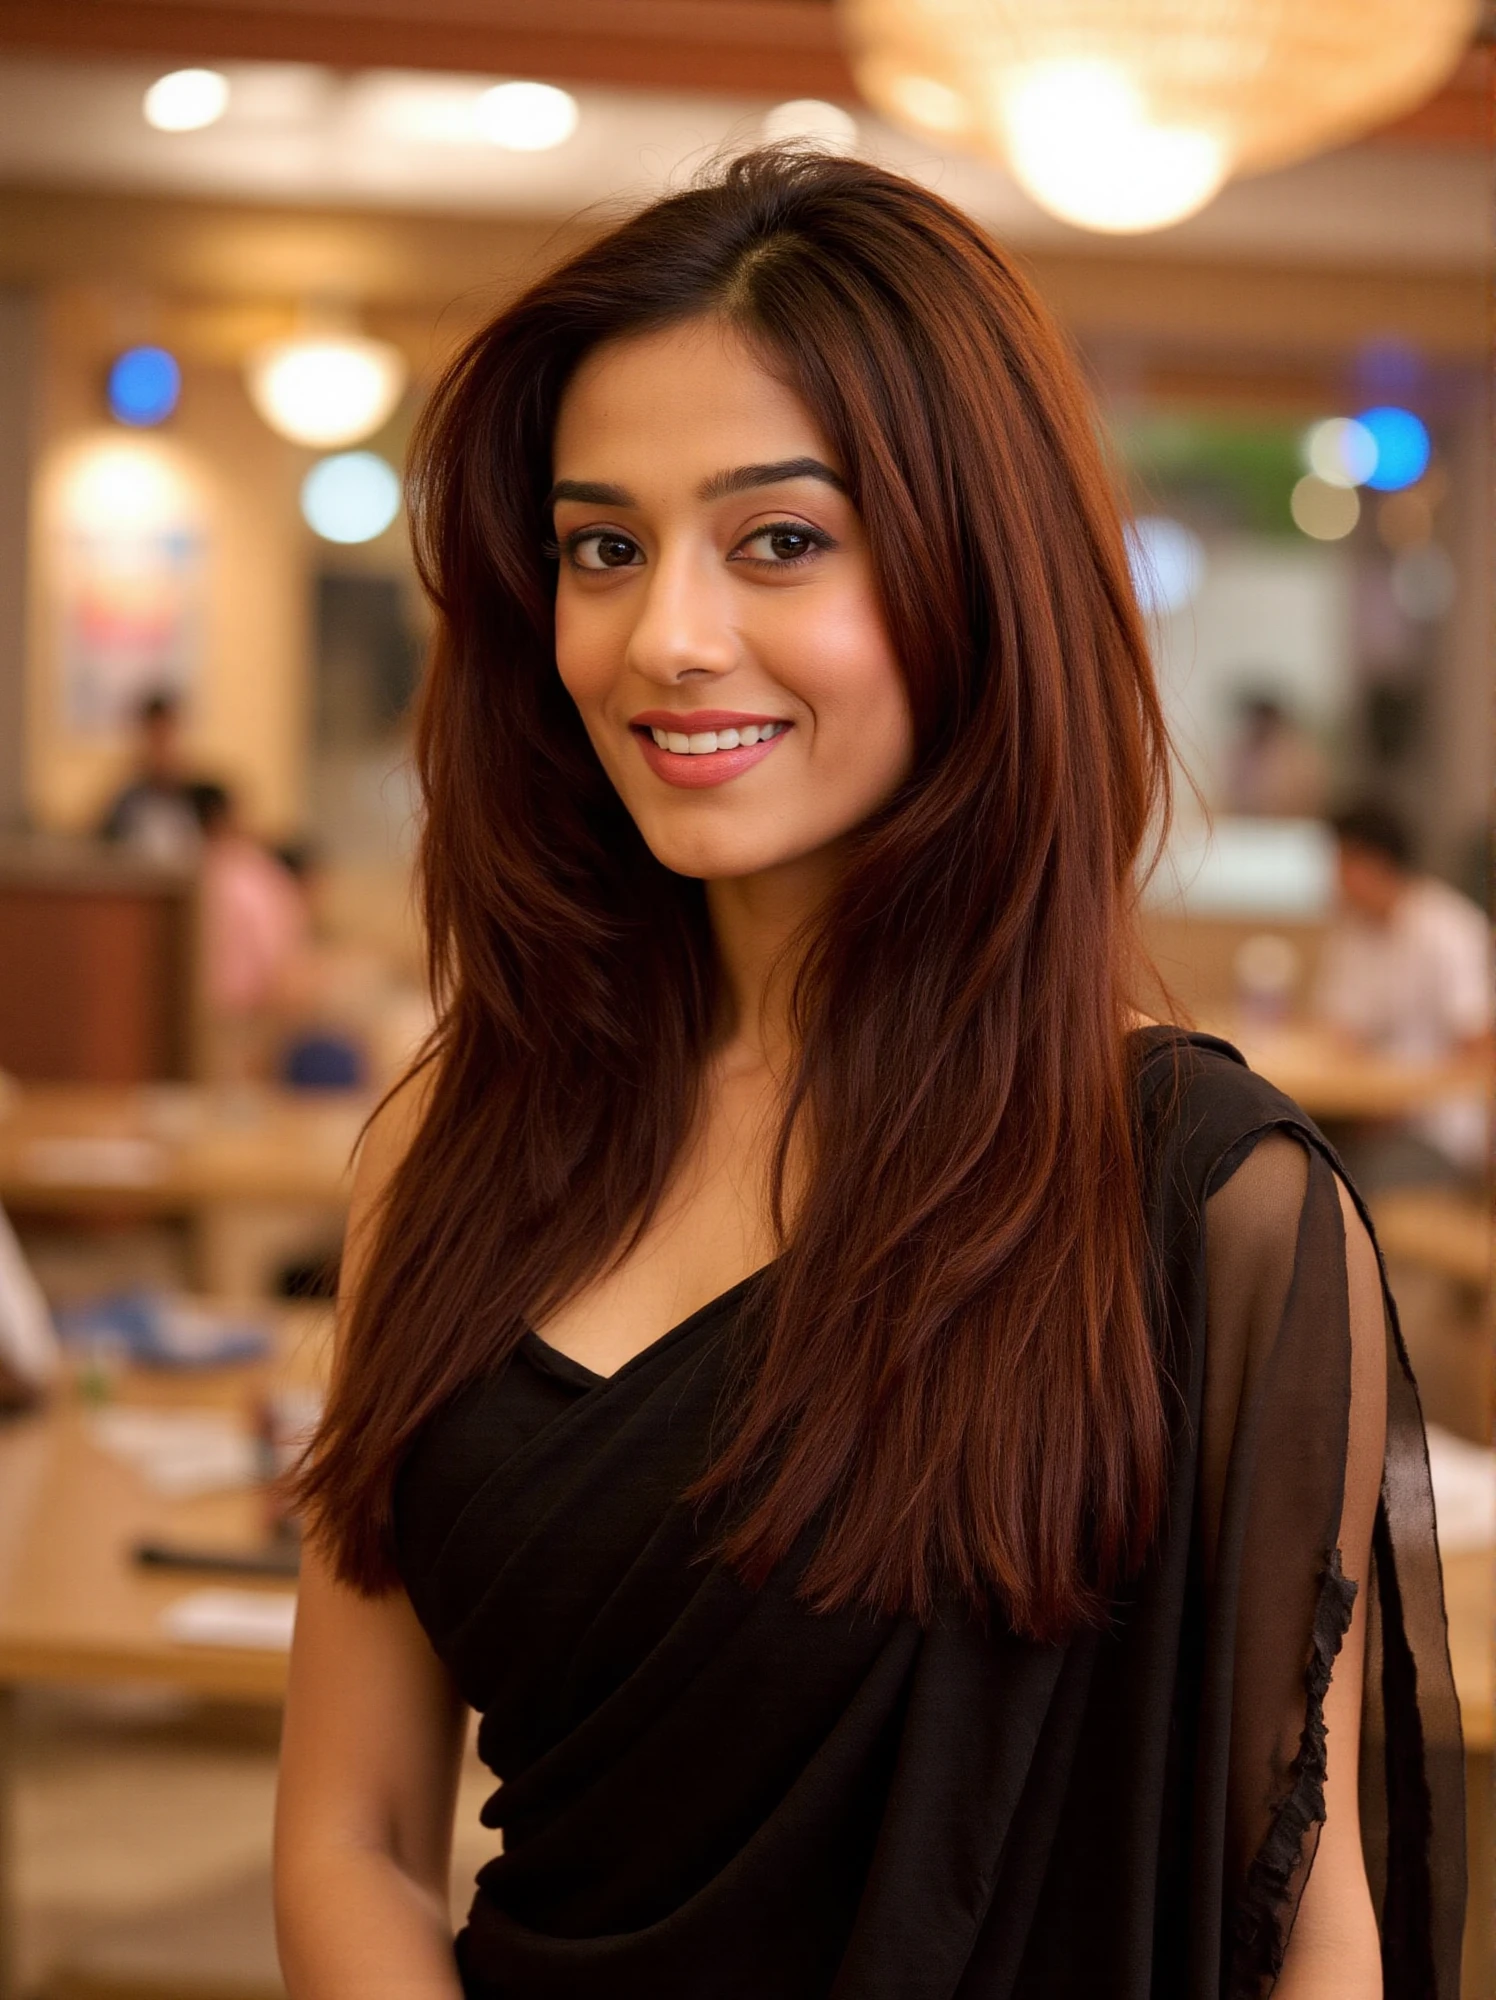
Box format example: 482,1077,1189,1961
392,1030,1464,1998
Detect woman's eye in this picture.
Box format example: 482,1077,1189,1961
568,532,641,571
735,522,831,567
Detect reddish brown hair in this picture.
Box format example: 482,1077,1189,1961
297,148,1172,1641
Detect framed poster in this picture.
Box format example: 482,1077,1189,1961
50,437,208,733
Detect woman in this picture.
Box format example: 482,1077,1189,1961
274,150,1462,1999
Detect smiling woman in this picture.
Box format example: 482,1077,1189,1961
275,149,1462,2000
548,323,911,876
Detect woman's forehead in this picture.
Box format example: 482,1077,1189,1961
552,318,837,490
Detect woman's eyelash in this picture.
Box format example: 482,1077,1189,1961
546,527,640,566
541,528,628,560
734,520,836,564
541,520,836,566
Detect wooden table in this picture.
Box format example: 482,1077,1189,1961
0,1082,364,1296
1198,1019,1492,1124
0,1083,365,1214
0,1311,331,1999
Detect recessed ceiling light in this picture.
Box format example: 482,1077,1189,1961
475,81,579,151
761,99,859,150
143,68,231,133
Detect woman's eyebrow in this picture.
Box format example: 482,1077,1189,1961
698,458,848,500
544,458,848,515
546,478,633,510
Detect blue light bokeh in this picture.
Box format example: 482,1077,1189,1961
107,346,181,427
1356,406,1430,493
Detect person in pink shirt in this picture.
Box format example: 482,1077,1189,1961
193,782,309,1020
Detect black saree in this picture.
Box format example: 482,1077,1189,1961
391,1029,1465,1997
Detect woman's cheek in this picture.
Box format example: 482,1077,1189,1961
553,607,616,718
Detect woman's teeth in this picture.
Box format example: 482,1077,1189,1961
648,722,787,754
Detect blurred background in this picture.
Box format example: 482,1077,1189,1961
0,2,1488,1995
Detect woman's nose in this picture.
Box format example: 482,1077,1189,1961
624,548,738,683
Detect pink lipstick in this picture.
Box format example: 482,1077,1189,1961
629,710,792,790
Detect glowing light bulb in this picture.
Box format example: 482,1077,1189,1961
761,99,860,150
1302,417,1377,490
475,81,578,151
301,453,402,544
881,73,969,136
64,440,189,534
1290,476,1359,541
143,69,230,133
245,334,407,449
998,60,1226,233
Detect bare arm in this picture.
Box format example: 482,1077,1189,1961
1273,1179,1388,1999
275,1073,468,1999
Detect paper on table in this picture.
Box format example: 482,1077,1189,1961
1425,1423,1496,1555
90,1407,259,1497
22,1136,165,1186
162,1588,297,1650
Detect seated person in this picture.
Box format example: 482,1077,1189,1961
1220,690,1328,819
97,690,209,867
1312,801,1491,1185
196,783,310,1022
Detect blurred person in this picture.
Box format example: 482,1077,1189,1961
194,783,309,1026
1314,801,1491,1184
96,690,209,866
0,1202,59,1410
1220,689,1328,818
263,842,433,1092
276,152,1458,2000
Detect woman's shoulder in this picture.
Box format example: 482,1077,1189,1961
1130,1025,1325,1205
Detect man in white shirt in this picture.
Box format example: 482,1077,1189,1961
1313,803,1491,1182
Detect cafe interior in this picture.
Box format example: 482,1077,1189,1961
0,1,1489,1994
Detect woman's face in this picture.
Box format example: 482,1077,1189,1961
549,316,914,885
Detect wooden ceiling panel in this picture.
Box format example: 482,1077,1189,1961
0,0,856,98
0,1,1485,145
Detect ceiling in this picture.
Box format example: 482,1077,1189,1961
0,53,1486,274
0,0,1488,144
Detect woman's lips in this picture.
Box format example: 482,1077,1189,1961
632,722,791,790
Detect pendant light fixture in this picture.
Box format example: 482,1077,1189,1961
839,0,1477,233
245,325,408,450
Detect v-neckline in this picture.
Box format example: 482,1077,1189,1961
521,1262,776,1390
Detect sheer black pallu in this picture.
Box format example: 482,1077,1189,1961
392,1029,1464,1999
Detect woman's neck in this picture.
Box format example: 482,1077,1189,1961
705,846,844,1073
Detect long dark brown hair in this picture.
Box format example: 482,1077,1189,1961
297,148,1173,1643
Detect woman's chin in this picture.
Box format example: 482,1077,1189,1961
639,821,821,887
647,837,789,884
